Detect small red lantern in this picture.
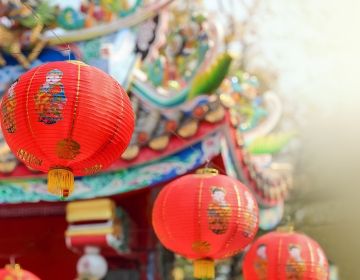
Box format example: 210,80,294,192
243,227,329,280
0,61,134,197
152,168,259,279
0,264,40,280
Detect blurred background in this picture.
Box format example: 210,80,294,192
239,0,360,278
1,0,360,279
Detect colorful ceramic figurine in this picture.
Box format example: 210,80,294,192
145,12,209,92
77,0,140,27
0,0,56,68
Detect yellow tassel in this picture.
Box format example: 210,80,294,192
193,259,215,279
48,168,74,198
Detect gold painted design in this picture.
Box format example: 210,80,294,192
26,66,41,139
192,240,211,254
17,148,42,166
254,244,268,280
66,63,81,143
207,186,232,234
286,244,306,279
1,81,17,133
84,164,103,175
56,138,80,160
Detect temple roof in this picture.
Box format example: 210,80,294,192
0,1,294,209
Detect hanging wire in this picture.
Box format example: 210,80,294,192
67,45,71,61
9,255,16,266
21,2,64,46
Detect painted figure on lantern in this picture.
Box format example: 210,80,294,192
316,248,328,279
286,245,306,280
254,244,268,280
207,187,232,234
34,69,66,125
1,81,17,133
243,190,257,237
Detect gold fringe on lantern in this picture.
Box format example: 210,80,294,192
193,259,215,279
48,168,74,198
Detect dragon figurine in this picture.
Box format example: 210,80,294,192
0,0,56,68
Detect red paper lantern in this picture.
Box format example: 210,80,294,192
0,61,134,197
0,264,40,280
152,168,259,279
243,227,329,280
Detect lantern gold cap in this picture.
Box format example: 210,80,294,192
5,263,21,270
195,168,219,175
276,225,295,233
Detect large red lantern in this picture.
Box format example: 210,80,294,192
0,61,134,197
152,168,259,279
243,227,329,279
0,264,40,280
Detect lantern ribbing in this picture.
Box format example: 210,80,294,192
152,169,259,279
0,61,134,197
243,230,329,279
